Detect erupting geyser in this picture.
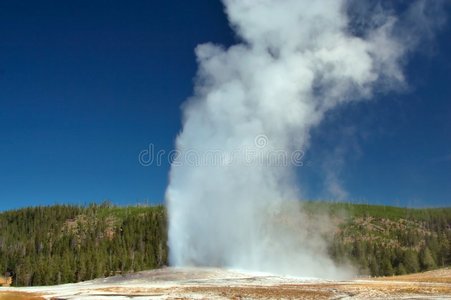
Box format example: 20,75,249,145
166,0,444,278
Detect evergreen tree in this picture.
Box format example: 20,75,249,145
381,256,394,276
403,250,420,274
396,263,407,275
420,247,436,271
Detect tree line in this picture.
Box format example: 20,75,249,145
326,204,451,277
0,202,449,286
0,203,167,286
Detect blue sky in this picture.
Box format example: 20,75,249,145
0,1,450,210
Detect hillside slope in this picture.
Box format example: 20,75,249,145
0,203,167,286
0,202,449,286
309,203,451,276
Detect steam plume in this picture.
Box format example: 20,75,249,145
166,0,444,278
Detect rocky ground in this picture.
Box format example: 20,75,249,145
0,267,450,299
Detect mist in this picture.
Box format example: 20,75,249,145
166,0,444,279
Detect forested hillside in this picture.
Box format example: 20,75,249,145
0,202,449,286
0,203,167,286
305,202,451,276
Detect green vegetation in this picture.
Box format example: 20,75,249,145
311,202,451,276
0,202,167,286
0,201,449,286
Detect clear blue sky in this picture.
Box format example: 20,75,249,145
0,1,450,210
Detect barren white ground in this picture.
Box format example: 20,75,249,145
1,267,450,299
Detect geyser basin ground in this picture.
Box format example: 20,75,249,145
1,267,450,299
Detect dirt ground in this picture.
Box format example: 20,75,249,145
375,267,451,284
0,291,44,300
0,267,450,299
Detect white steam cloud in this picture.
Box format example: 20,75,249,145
166,0,445,278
